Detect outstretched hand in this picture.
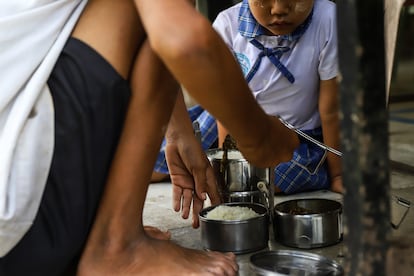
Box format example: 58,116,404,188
165,136,221,228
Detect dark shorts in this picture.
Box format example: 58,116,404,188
0,38,130,276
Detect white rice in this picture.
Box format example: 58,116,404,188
208,150,244,160
205,205,260,221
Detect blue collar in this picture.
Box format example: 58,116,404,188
238,0,313,42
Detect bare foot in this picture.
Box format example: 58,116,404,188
144,225,171,240
77,235,238,276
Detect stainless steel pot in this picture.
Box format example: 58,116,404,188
206,149,274,218
273,199,343,249
199,202,269,254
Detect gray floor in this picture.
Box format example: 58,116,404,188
143,101,414,275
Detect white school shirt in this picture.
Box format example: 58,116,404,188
0,0,87,257
212,0,338,130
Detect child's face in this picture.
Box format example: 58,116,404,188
248,0,314,36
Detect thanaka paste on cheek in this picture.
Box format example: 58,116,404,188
293,1,310,13
253,0,263,8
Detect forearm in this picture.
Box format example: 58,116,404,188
319,77,342,179
165,89,223,227
321,111,342,179
165,89,194,143
135,0,297,163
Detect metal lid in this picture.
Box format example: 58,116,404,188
250,250,344,275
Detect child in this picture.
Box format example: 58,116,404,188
214,0,342,194
154,0,343,194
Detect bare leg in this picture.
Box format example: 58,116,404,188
78,38,237,276
74,0,237,275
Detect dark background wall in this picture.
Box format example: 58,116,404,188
196,0,240,22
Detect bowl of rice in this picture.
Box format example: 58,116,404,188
199,202,269,254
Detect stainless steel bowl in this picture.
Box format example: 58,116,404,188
250,250,344,275
273,199,343,249
199,202,269,254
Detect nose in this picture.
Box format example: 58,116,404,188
270,0,291,17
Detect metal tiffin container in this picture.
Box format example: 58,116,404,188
273,198,343,249
199,202,269,254
206,149,274,220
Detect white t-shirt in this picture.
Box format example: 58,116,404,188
213,0,338,130
0,0,87,257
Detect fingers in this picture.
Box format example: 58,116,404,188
173,183,204,227
205,166,222,205
191,195,204,228
172,184,183,212
192,169,208,201
191,156,221,205
181,188,194,219
173,183,195,224
172,184,194,219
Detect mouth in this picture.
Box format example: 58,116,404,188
268,21,292,27
266,21,295,34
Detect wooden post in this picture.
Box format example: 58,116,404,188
336,0,391,275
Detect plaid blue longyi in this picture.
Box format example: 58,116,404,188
153,105,218,174
274,127,330,194
155,107,330,193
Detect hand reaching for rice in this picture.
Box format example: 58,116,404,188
165,133,221,228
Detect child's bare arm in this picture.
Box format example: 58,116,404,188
319,77,343,193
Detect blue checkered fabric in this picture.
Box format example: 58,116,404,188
274,127,330,194
238,0,313,83
153,105,218,174
238,0,313,41
155,107,329,193
154,2,325,191
238,0,267,38
246,40,293,83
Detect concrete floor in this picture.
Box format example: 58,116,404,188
142,100,414,275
